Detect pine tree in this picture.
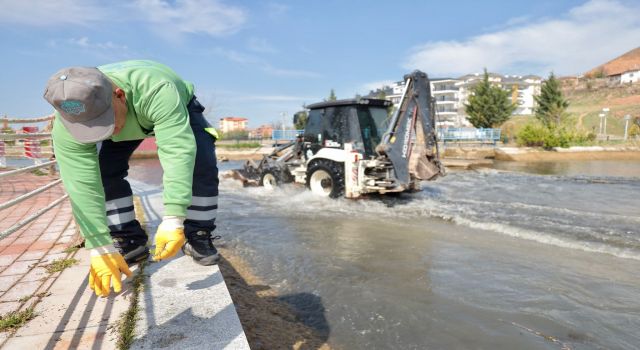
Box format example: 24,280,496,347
464,69,516,128
293,110,308,130
534,72,569,129
327,89,337,101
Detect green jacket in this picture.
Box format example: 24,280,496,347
52,60,196,249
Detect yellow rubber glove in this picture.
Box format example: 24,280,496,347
88,245,132,297
152,216,186,261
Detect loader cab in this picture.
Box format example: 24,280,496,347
303,98,392,158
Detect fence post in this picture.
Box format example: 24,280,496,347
22,126,43,165
0,140,5,168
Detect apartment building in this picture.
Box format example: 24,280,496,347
368,79,463,127
367,72,541,127
219,117,248,133
457,73,542,116
431,78,461,127
248,124,273,138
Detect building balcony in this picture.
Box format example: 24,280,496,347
435,110,457,115
432,88,458,94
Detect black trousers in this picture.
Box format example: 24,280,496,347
98,96,219,245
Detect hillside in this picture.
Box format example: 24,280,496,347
586,47,640,77
564,83,640,136
501,83,639,141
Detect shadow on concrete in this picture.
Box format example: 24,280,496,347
132,255,244,350
218,255,331,349
186,271,223,290
132,304,243,349
42,274,133,350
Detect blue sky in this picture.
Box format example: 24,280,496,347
1,0,639,127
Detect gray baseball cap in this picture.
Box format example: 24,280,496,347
44,66,115,143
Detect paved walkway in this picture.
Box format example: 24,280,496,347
0,173,249,349
0,173,111,347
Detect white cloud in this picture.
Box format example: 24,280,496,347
0,0,107,26
0,0,246,39
247,37,277,54
361,80,395,93
403,0,640,77
133,0,246,37
261,65,320,78
67,37,128,50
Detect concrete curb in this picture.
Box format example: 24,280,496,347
129,179,249,350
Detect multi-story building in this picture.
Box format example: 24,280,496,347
248,124,273,139
367,72,541,127
505,75,542,115
368,79,463,127
431,78,460,127
219,117,248,133
457,73,542,117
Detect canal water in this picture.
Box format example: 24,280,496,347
130,159,640,350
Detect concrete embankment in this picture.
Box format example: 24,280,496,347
215,145,640,169
494,146,640,161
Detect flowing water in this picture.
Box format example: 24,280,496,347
130,159,640,350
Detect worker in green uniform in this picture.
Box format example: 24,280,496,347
44,60,220,297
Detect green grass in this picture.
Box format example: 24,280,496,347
116,261,146,350
62,246,80,254
30,169,48,176
45,258,78,274
500,84,640,143
114,195,147,349
216,142,261,149
0,307,36,332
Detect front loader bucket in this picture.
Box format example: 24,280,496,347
226,162,261,187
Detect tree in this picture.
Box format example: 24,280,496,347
327,89,337,101
293,110,308,130
220,129,249,140
534,72,570,129
373,90,394,116
464,69,516,128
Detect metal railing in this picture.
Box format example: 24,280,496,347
272,129,304,141
1,114,55,161
437,128,502,145
0,115,67,240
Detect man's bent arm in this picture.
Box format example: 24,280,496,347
52,116,112,249
142,82,196,217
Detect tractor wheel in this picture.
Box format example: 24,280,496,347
306,160,345,198
259,168,293,190
259,170,279,189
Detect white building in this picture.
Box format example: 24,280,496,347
219,117,248,133
431,79,461,127
368,72,541,127
620,69,640,84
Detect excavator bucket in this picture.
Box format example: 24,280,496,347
377,70,444,185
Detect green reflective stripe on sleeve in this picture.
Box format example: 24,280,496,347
204,127,219,139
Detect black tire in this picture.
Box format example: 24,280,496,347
305,159,345,198
259,168,293,189
259,169,280,189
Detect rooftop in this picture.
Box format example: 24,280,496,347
586,47,640,77
220,117,248,121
